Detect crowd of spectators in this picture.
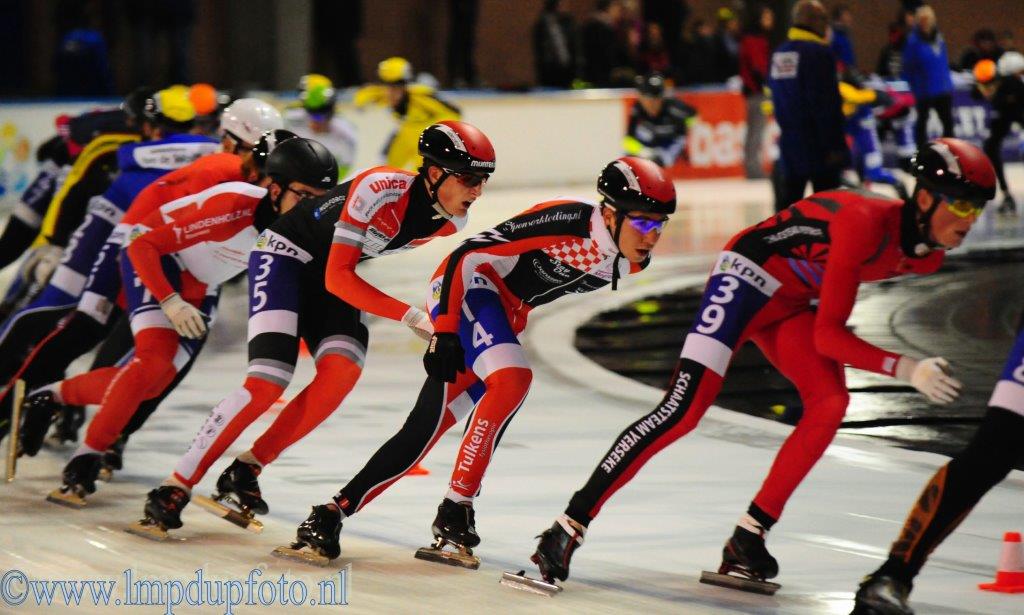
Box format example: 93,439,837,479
533,1,1020,91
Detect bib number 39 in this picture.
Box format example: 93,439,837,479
695,276,739,336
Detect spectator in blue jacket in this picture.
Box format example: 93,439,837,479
830,4,855,71
767,0,848,209
902,5,954,147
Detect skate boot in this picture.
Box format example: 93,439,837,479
700,526,781,595
46,453,102,508
998,195,1017,215
125,486,191,541
272,505,343,567
501,515,584,596
851,573,913,615
414,498,481,569
18,390,62,457
98,435,126,481
191,459,267,533
48,405,85,447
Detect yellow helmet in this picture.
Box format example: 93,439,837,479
299,73,336,112
378,57,413,84
144,85,197,128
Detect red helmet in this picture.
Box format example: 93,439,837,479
418,120,496,176
597,156,676,215
910,138,996,202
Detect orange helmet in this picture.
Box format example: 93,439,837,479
973,59,997,84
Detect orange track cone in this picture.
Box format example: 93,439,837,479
979,532,1024,593
406,463,430,476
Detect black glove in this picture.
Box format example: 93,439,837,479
423,332,465,383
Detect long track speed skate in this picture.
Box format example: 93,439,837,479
700,526,781,595
414,498,481,570
46,453,101,508
125,486,191,542
272,505,342,568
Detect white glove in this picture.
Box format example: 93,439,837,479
401,306,434,341
160,293,207,339
22,244,63,285
895,356,962,405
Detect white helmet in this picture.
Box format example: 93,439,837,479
998,51,1024,77
219,98,284,146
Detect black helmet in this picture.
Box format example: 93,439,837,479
252,129,298,175
418,120,496,176
597,157,677,215
909,138,996,202
121,86,155,125
636,72,666,97
265,137,338,190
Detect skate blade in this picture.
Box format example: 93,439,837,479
193,495,264,533
415,545,480,570
5,380,24,482
271,545,331,568
124,520,172,542
699,570,781,595
46,487,87,509
499,570,562,596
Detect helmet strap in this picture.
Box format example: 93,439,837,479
423,167,453,213
901,185,942,256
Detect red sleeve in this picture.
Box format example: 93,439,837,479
813,208,902,375
324,169,421,322
127,190,255,301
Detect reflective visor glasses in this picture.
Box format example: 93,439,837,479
450,171,489,188
625,213,669,234
937,193,985,218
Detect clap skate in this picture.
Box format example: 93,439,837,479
98,436,126,482
125,486,190,542
272,505,342,567
46,453,101,508
700,526,781,595
414,498,481,570
501,516,585,596
851,573,913,615
192,460,266,533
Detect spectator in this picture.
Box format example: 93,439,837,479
876,9,915,78
903,5,954,147
713,7,741,82
739,4,774,178
532,0,576,88
447,0,480,88
767,0,847,208
642,0,690,66
959,28,1003,71
580,0,630,87
53,0,114,96
998,29,1017,53
678,18,719,85
830,4,855,71
638,23,672,75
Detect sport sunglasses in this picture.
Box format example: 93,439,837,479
625,213,669,234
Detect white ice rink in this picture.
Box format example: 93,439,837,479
3,174,1024,614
